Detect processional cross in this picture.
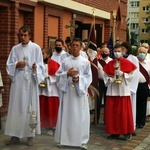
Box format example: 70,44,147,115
65,20,78,41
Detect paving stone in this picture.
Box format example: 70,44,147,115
0,111,150,150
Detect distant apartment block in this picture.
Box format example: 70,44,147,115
127,0,150,44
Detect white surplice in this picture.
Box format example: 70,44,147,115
4,41,45,138
127,55,139,130
51,50,66,65
39,64,59,97
54,55,92,147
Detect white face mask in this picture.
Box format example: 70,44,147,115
114,52,122,58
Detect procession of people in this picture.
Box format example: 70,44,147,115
1,25,150,150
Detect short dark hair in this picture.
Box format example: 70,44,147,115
82,39,88,43
100,42,107,48
55,38,64,45
65,36,71,44
72,38,82,46
122,42,132,54
114,43,122,49
19,25,31,35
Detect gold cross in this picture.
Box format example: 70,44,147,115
65,20,78,40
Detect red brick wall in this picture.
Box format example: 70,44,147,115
24,12,34,41
0,1,20,117
43,6,64,48
0,0,35,117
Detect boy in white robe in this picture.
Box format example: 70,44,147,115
51,38,66,65
54,38,92,149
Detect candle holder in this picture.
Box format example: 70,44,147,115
114,61,122,84
39,81,47,87
29,111,37,133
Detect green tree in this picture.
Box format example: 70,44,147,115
126,26,130,42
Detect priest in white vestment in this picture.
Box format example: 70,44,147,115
5,25,45,146
54,38,92,149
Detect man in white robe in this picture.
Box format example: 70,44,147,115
122,42,139,135
54,38,92,149
5,25,45,146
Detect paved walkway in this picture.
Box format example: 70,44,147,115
0,115,150,150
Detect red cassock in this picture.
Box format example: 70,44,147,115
103,58,136,134
40,59,60,129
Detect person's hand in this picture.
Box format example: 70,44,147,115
32,63,37,72
16,61,26,68
67,68,78,77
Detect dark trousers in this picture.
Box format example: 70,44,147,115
97,79,107,122
0,108,1,129
136,82,149,126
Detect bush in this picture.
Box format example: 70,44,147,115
132,46,138,56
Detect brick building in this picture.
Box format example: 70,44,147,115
0,0,127,117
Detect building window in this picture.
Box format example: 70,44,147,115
141,29,148,33
142,6,149,12
131,23,139,29
130,12,139,18
140,40,148,43
130,1,139,7
142,18,149,23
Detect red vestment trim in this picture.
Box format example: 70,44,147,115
103,58,137,76
48,59,60,76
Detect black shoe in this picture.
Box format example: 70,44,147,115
132,131,137,136
107,134,119,139
124,134,131,141
136,125,144,129
90,110,94,114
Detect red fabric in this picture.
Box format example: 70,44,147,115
97,51,101,59
103,58,137,76
105,96,134,134
139,63,149,84
88,88,93,97
48,59,60,76
89,58,99,91
40,95,59,128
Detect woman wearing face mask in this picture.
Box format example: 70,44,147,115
103,44,137,141
136,46,150,129
122,42,139,136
